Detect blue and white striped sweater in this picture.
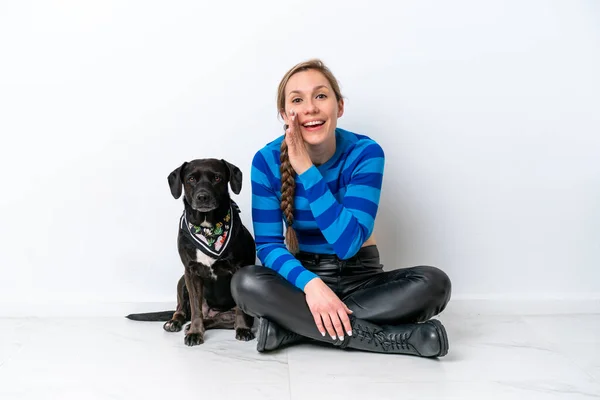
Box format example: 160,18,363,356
251,128,385,290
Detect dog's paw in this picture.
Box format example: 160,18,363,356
184,332,205,346
235,328,255,342
163,319,183,332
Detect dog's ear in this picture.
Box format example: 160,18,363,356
167,162,187,199
221,159,242,195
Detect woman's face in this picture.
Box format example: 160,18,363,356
282,69,344,147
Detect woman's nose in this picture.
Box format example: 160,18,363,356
303,100,318,114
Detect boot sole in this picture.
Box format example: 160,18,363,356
256,317,269,353
429,319,449,357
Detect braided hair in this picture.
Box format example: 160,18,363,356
280,128,299,254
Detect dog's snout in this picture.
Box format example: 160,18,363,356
195,191,210,203
191,188,217,212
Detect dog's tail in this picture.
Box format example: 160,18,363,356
125,311,175,321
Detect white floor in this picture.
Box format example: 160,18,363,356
0,312,599,400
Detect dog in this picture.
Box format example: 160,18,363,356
126,159,256,346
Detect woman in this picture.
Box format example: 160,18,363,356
231,59,451,357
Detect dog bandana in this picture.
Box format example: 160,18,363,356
180,202,240,258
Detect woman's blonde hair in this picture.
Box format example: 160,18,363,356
276,59,344,254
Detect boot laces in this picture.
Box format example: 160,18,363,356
354,324,411,351
281,330,299,344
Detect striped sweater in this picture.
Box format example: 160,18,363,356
251,128,385,291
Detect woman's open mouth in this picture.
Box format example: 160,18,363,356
302,120,325,132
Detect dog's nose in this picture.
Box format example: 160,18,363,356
195,192,210,203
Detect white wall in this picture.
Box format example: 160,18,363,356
1,0,599,315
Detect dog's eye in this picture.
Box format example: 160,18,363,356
214,175,222,183
187,176,196,183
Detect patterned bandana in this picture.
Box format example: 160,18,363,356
180,204,237,258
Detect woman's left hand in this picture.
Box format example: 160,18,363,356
284,110,313,175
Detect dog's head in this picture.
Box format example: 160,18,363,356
167,159,242,212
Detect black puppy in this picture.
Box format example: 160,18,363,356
127,159,256,346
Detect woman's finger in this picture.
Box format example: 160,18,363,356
337,308,353,337
310,310,326,337
329,311,345,339
288,112,301,145
291,109,302,132
285,124,297,150
321,312,337,340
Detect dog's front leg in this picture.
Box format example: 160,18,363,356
234,307,255,341
183,267,205,346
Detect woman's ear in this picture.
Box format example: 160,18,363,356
337,99,345,118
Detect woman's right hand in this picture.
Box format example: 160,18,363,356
304,278,353,340
284,110,313,175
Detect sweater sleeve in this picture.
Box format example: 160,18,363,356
251,151,319,291
296,140,385,259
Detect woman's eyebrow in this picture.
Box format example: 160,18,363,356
287,85,330,96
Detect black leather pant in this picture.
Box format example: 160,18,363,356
231,245,452,344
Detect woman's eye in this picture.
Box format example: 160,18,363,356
291,98,301,103
214,175,222,182
316,93,327,99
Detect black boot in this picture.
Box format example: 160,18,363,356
255,317,305,353
340,318,449,357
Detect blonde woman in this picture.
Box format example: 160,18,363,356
231,59,451,357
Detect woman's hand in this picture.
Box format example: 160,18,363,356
284,110,313,175
304,277,353,340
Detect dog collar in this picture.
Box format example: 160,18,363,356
180,202,239,259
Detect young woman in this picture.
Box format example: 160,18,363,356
231,59,451,357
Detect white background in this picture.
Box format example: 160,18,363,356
1,0,598,315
